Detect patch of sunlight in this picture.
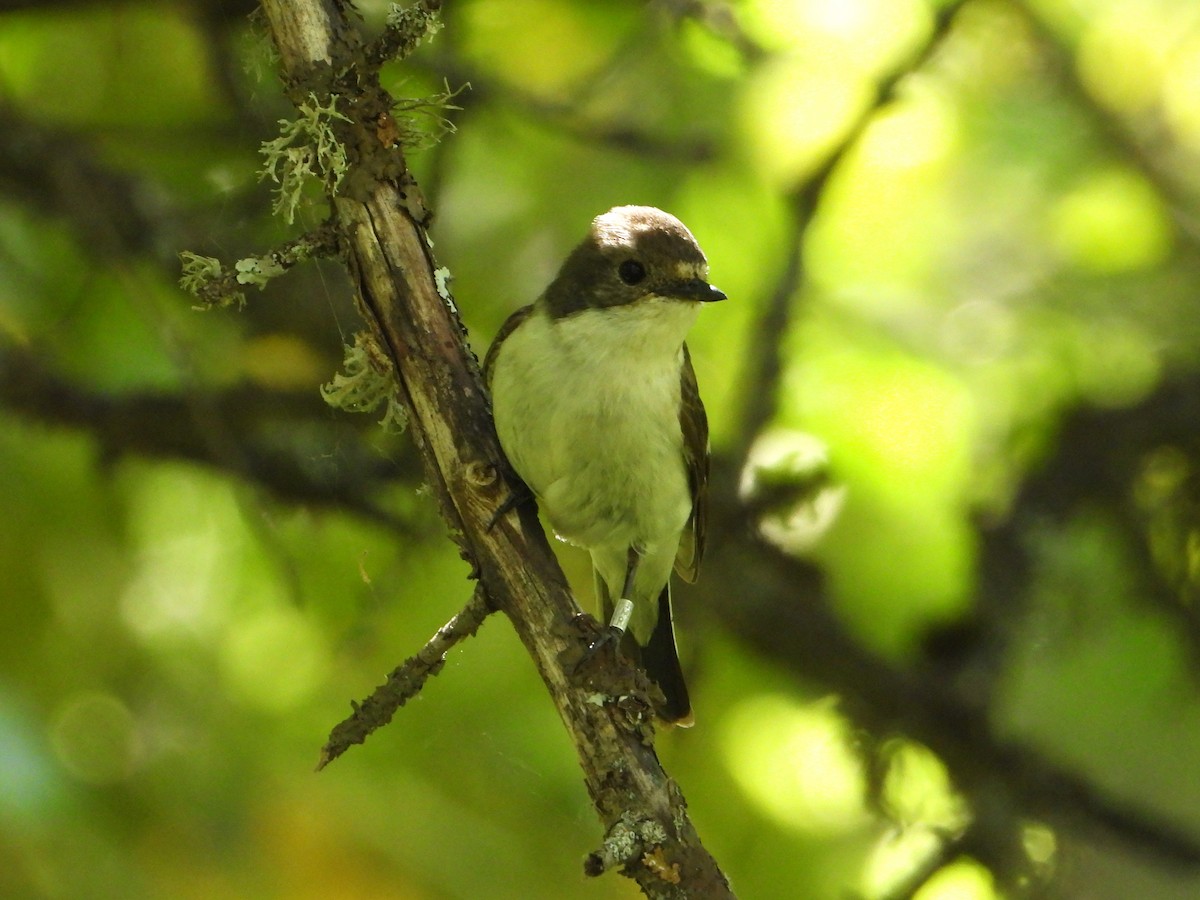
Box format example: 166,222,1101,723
835,355,973,488
119,467,245,643
880,740,969,829
862,741,971,894
742,56,870,187
804,89,958,302
858,87,959,173
720,694,869,835
1047,168,1173,273
458,0,634,96
788,338,977,654
913,858,999,900
739,430,845,554
1163,34,1200,151
219,607,330,713
1077,2,1176,115
49,691,140,785
862,828,945,898
742,0,929,75
1070,318,1161,408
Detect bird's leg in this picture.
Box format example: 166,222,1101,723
576,546,641,668
608,545,641,636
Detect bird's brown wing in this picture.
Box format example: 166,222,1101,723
483,304,534,389
674,343,709,583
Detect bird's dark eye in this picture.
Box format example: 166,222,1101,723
618,259,647,285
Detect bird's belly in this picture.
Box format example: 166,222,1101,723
492,334,692,553
539,413,691,552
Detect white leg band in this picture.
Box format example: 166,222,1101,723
610,598,634,633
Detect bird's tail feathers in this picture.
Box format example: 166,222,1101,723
641,583,693,727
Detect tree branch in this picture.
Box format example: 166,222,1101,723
0,343,414,528
256,1,733,894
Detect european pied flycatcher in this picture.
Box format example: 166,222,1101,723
485,206,723,725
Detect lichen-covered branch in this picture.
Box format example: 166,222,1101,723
366,0,444,70
180,219,340,309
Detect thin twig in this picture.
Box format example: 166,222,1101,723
365,0,444,70
317,585,494,770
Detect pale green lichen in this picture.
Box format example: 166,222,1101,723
178,252,222,291
391,81,464,150
180,224,339,308
386,1,443,38
433,266,457,312
321,331,407,432
260,93,352,224
178,251,245,309
235,255,288,289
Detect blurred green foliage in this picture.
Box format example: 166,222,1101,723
2,0,1200,898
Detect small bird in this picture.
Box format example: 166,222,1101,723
484,206,724,726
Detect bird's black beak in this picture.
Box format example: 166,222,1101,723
666,278,727,303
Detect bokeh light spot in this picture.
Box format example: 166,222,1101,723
50,692,139,785
721,694,868,834
219,608,330,713
1047,168,1173,274
913,858,999,900
1162,34,1200,150
1077,3,1173,115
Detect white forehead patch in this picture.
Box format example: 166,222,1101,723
594,217,636,250
675,259,708,281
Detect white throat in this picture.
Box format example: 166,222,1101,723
549,297,700,364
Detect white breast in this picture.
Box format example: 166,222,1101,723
490,300,698,556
